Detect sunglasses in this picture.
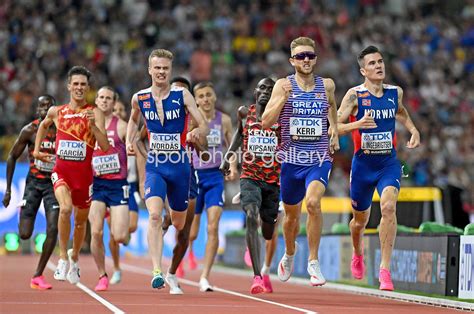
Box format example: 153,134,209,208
292,52,317,60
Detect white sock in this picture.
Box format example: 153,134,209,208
261,264,270,275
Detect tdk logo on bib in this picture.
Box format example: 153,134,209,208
152,134,178,142
61,141,85,149
363,133,391,141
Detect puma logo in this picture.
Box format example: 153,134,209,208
388,98,395,105
172,99,181,106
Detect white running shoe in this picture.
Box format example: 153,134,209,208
199,277,213,292
110,270,122,285
307,260,326,286
66,249,80,284
277,242,298,282
165,272,184,295
54,259,68,281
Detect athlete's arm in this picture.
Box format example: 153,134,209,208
324,78,340,154
126,94,141,155
2,124,34,207
90,108,110,152
336,89,377,135
183,89,209,146
117,118,128,143
262,78,291,129
222,112,238,180
33,106,56,162
220,106,247,176
396,87,420,148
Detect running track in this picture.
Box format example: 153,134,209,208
0,255,463,313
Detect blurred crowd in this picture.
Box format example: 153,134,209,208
0,0,472,212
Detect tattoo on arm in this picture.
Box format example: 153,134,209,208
349,94,357,102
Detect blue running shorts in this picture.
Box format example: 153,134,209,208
195,167,224,215
280,161,332,205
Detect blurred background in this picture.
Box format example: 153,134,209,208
0,0,472,231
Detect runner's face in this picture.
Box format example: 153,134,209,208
361,52,385,81
290,45,317,75
194,86,216,112
37,98,52,120
255,78,275,108
95,88,115,114
67,74,89,103
113,101,127,120
148,57,172,86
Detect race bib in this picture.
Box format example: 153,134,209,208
289,117,322,141
149,132,181,152
361,131,393,155
247,135,277,155
57,140,86,161
34,157,55,172
92,153,120,175
207,128,221,147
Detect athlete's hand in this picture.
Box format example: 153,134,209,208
86,110,95,126
126,143,136,156
2,191,11,207
226,166,238,181
358,110,377,129
406,129,420,149
282,78,292,99
33,151,54,163
219,160,231,176
186,129,201,144
329,131,340,154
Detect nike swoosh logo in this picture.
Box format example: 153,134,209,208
292,93,302,98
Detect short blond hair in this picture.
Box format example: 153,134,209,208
148,49,173,65
290,37,316,53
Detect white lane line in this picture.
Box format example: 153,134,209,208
118,261,317,314
47,262,125,314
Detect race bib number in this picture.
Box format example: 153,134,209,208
361,131,393,155
149,133,181,152
247,135,277,155
207,128,221,147
289,117,322,141
92,153,120,175
57,140,86,161
34,157,55,172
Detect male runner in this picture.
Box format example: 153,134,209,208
221,77,280,294
189,81,235,292
34,66,110,284
337,45,420,291
126,49,208,289
262,37,339,286
89,86,129,291
2,95,58,290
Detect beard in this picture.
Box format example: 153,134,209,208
294,63,315,76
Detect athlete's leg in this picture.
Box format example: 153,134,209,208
245,204,262,276
54,185,73,260
89,201,107,276
33,193,59,277
201,205,223,280
146,196,164,272
282,202,302,256
110,205,129,244
129,210,138,233
264,213,280,270
378,186,398,270
350,208,371,255
305,180,326,261
107,216,121,273
169,201,196,274
71,206,90,262
18,183,42,240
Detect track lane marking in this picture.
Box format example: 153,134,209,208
47,262,125,314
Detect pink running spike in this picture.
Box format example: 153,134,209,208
250,276,265,294
379,268,394,291
30,276,52,290
262,274,273,293
351,253,365,280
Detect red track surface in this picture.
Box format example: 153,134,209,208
0,255,458,313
